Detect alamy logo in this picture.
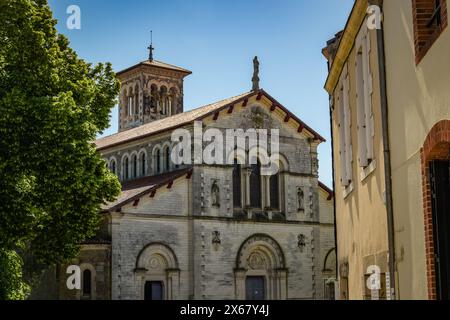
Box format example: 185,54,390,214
66,265,81,290
171,121,280,175
366,265,381,300
66,5,81,30
367,5,382,30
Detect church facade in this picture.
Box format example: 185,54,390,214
34,55,336,300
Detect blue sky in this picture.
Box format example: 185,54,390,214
48,0,354,187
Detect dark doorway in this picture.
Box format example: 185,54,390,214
430,160,450,300
81,269,92,300
144,281,164,300
245,276,265,300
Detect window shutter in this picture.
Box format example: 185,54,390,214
338,92,348,187
356,50,368,167
343,68,352,184
364,33,374,161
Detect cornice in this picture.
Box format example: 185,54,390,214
324,0,368,94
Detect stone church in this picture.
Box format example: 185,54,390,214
32,50,336,300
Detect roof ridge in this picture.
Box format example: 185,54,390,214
95,91,252,145
95,89,326,150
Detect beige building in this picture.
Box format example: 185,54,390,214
323,0,450,300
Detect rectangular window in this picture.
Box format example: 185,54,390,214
356,30,374,168
250,163,262,208
233,161,242,208
269,174,279,210
412,0,448,63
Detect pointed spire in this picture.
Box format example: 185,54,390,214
147,31,154,61
252,56,260,91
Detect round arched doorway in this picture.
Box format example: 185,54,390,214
234,234,287,300
134,243,180,300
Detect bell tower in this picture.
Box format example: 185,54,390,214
116,41,191,132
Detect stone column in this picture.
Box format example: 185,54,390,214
234,269,246,300
277,269,288,300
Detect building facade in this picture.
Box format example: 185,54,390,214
323,0,450,300
31,55,336,300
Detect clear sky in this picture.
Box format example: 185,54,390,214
48,0,354,187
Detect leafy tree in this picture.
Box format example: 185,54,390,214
0,0,121,298
0,248,30,300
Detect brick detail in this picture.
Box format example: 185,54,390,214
412,0,448,64
420,120,450,300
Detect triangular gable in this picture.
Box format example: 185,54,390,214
96,89,325,151
102,168,192,212
200,89,326,142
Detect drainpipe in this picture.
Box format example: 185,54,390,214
372,0,397,300
328,93,339,298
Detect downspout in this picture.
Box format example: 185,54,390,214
328,93,339,298
372,0,397,300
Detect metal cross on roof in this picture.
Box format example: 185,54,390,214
148,31,155,61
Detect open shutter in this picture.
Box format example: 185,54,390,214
338,92,348,187
365,33,374,161
356,49,368,167
343,68,352,183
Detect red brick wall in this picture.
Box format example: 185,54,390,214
420,120,450,300
412,0,448,64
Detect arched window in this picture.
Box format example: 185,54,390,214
160,86,168,115
110,159,117,175
82,269,92,299
169,87,177,115
128,88,133,116
233,159,242,208
270,172,279,210
156,149,161,174
124,157,129,180
132,154,137,179
140,152,147,176
150,84,158,113
134,85,139,115
164,97,170,115
250,161,261,208
164,147,170,172
123,89,128,115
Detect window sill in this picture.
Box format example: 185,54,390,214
360,159,377,182
343,182,354,200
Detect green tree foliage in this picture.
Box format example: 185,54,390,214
0,249,30,300
0,0,121,298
